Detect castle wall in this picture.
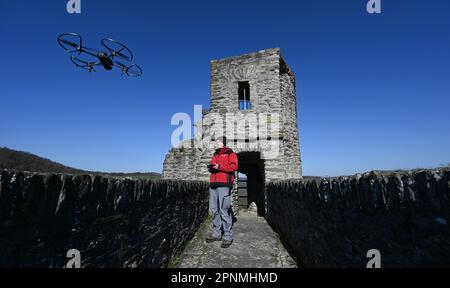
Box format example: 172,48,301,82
3,167,449,267
280,72,302,178
0,170,209,267
210,49,282,114
266,169,450,267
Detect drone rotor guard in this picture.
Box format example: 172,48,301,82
114,60,143,77
124,63,143,77
70,55,100,72
58,33,84,55
58,33,99,57
102,38,134,62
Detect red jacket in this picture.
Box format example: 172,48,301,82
209,147,238,188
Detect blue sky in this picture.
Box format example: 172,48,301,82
0,0,449,176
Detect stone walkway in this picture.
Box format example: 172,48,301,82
176,212,297,268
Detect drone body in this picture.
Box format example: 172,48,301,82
98,53,114,70
57,33,142,76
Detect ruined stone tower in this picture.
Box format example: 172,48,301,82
162,48,302,191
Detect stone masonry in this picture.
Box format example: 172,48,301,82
162,48,302,183
266,169,450,267
0,170,209,267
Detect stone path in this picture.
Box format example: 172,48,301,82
176,212,297,268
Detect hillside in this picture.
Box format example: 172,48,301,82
0,147,161,180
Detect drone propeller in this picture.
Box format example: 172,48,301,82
102,38,134,62
70,56,100,72
59,38,79,49
115,48,131,61
85,65,96,72
126,64,143,77
58,33,83,54
114,60,142,77
114,60,127,76
58,33,99,56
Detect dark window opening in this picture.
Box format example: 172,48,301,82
238,81,251,110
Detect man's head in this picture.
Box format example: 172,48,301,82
214,136,227,149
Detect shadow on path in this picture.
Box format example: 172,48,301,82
176,212,297,268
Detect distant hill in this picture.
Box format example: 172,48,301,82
0,147,84,174
0,147,161,180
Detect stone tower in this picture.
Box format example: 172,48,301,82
162,48,302,185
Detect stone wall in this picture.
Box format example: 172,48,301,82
280,71,302,178
0,170,209,267
209,48,282,114
266,169,450,267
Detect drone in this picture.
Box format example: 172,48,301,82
57,33,142,77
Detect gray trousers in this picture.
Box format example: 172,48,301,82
210,187,233,241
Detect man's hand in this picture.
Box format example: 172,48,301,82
207,163,219,171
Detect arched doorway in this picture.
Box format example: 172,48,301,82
236,152,265,216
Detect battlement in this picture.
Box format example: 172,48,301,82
1,168,449,267
210,48,281,64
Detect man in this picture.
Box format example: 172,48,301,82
206,136,238,248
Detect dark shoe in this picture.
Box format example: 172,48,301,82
206,235,221,243
221,239,233,248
